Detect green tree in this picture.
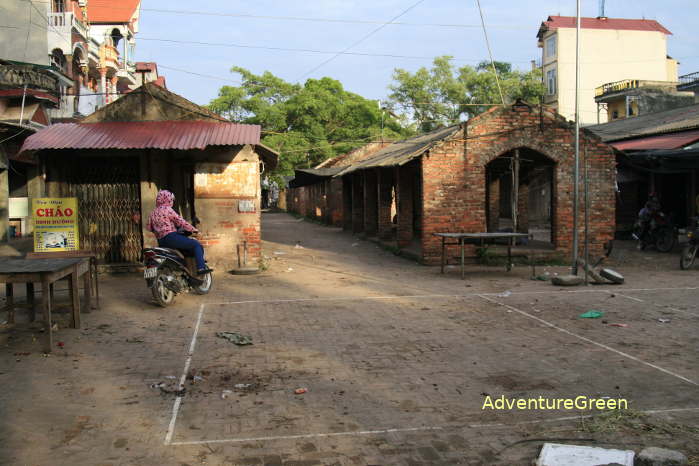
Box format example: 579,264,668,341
389,56,545,132
209,67,409,180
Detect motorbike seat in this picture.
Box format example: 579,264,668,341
153,247,186,261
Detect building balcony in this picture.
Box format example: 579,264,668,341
100,45,120,71
47,12,89,53
595,79,679,101
678,72,699,92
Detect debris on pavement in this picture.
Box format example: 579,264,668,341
294,244,304,249
635,447,687,466
551,274,584,286
234,383,253,389
351,243,359,247
149,382,186,396
294,388,308,395
221,390,233,399
579,310,604,319
658,318,672,323
273,251,286,255
494,290,512,297
215,332,253,346
608,323,629,327
536,443,634,466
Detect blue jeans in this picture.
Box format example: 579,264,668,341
158,232,206,270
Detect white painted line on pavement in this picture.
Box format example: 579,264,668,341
468,406,699,428
164,303,205,446
167,406,699,446
202,286,699,306
615,292,699,317
169,425,444,446
478,294,699,387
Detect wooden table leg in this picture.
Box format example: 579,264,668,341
68,267,81,329
26,283,36,322
440,236,445,274
5,283,14,324
92,259,99,310
461,238,465,280
41,277,52,353
83,269,92,314
507,238,513,272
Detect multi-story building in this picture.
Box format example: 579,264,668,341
0,0,141,120
537,15,676,125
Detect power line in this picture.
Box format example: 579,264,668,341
295,0,426,81
475,0,505,106
138,37,491,63
83,2,530,29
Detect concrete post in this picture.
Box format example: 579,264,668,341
377,168,394,240
0,168,8,242
363,169,378,236
396,165,413,247
139,151,158,248
342,176,352,230
26,164,45,234
351,173,364,234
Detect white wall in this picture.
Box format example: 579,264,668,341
543,27,671,125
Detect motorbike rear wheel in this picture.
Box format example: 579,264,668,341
655,227,676,253
680,244,698,270
192,272,213,295
152,269,176,307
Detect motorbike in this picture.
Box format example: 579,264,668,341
632,211,676,253
680,217,699,270
142,229,212,307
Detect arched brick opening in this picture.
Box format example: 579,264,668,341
486,147,557,247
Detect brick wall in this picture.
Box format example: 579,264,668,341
194,146,263,270
419,106,615,264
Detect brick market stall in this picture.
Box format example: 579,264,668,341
19,83,278,270
286,142,389,226
334,103,616,265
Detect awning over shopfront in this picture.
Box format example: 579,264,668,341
611,129,699,151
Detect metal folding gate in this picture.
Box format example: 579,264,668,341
69,157,143,263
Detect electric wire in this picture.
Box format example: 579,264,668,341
295,0,426,81
475,0,505,106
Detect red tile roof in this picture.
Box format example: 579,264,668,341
539,16,672,36
20,121,262,152
88,0,140,23
611,129,699,151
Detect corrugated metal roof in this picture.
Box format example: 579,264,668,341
336,125,461,176
538,16,672,36
587,104,699,142
20,121,262,152
611,129,699,151
290,167,345,188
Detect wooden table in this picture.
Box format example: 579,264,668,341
25,251,99,310
0,258,91,352
434,232,530,279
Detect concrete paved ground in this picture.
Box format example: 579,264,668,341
0,211,698,465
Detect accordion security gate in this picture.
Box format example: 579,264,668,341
69,157,143,263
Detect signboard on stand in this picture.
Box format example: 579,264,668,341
32,198,79,252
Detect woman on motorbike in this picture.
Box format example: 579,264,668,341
147,190,212,275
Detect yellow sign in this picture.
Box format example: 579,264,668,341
32,198,80,252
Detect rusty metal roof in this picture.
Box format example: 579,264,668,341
335,125,462,176
611,129,699,151
20,121,263,152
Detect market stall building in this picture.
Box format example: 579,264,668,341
293,102,617,265
19,83,278,270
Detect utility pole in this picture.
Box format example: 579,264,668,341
572,0,581,274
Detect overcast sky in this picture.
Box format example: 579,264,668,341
133,0,699,106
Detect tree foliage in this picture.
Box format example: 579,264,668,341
389,56,545,132
209,67,409,180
